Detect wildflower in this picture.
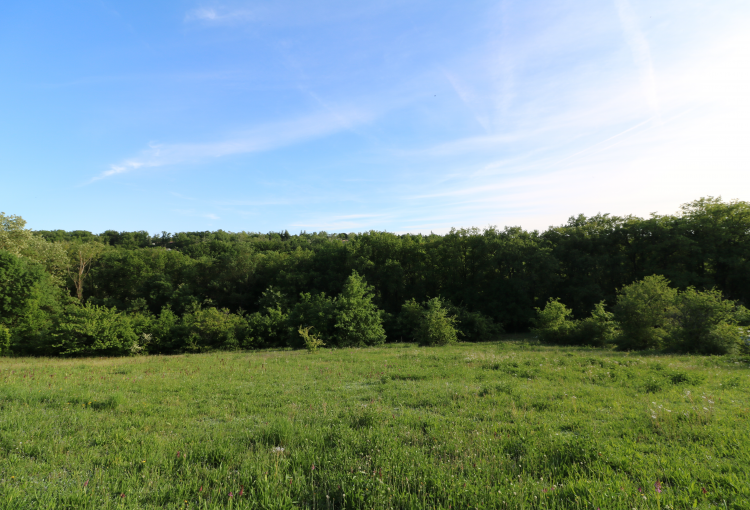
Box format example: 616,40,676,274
655,481,662,494
83,480,89,487
240,486,244,496
702,487,707,494
120,494,125,498
312,464,315,471
229,492,233,498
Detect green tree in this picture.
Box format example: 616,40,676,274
66,240,107,301
1,212,67,283
613,275,678,350
332,271,386,347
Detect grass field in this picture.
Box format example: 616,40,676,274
0,339,748,509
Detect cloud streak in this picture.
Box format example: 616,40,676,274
93,108,374,182
614,0,660,115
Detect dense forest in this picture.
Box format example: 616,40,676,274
1,197,749,356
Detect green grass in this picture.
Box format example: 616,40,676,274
0,339,748,509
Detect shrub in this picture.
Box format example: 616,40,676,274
614,275,678,350
288,292,336,347
51,303,138,356
448,305,503,342
571,302,619,347
178,307,247,352
298,326,325,352
332,271,386,347
244,308,288,349
669,287,745,354
414,297,459,346
531,298,577,344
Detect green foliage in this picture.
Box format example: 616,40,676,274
0,250,45,326
178,307,247,352
614,275,678,350
0,324,10,355
298,325,325,352
332,271,386,347
288,292,336,347
51,303,137,356
447,304,504,342
413,297,459,346
531,298,577,344
246,307,289,349
532,299,618,347
572,301,619,347
670,287,744,354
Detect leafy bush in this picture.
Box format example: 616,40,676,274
532,299,618,347
669,287,745,354
246,308,289,349
572,302,619,347
51,303,138,356
178,307,248,352
414,297,459,346
531,298,578,344
288,292,336,347
447,305,503,342
332,271,386,347
614,275,678,350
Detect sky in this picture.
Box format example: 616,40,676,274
1,0,749,235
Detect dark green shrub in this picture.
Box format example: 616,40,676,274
288,292,336,347
246,307,289,349
448,305,503,342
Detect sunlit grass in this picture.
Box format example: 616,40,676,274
0,339,748,509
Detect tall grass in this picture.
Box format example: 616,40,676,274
0,339,748,509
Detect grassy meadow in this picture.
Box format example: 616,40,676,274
0,339,748,509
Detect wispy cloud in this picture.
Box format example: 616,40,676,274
93,108,374,182
614,0,659,115
184,7,253,24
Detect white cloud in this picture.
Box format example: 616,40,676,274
94,108,374,182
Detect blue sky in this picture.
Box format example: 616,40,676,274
2,1,749,234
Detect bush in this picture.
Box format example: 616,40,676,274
614,275,678,350
246,308,289,349
531,298,578,344
178,307,248,352
448,305,503,342
332,271,386,347
414,297,459,346
669,287,744,354
288,292,336,348
298,326,325,352
51,303,138,356
572,302,619,347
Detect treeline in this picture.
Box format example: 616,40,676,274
1,197,749,356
